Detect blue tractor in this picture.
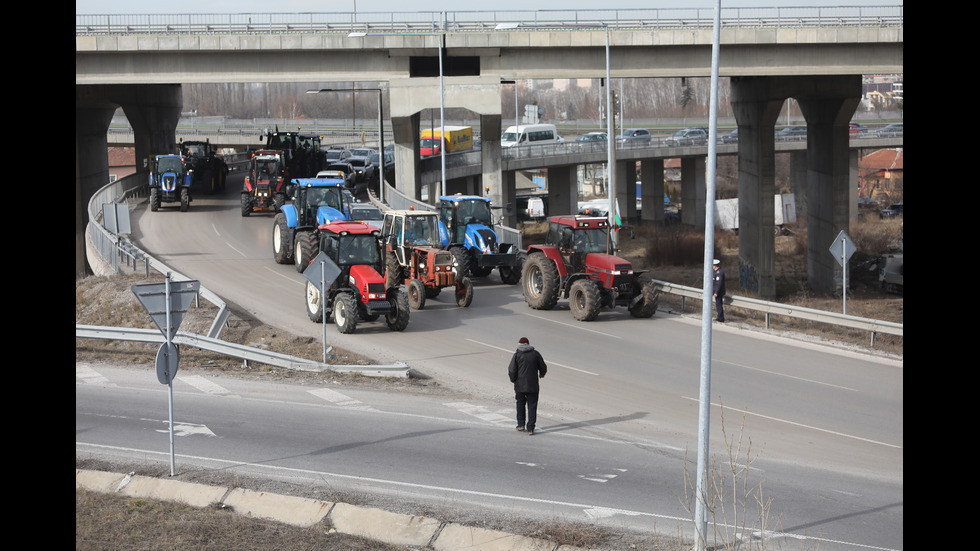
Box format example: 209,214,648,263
272,178,354,273
437,195,522,284
148,154,193,212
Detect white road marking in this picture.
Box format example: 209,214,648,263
179,375,236,396
525,313,623,339
264,266,304,285
225,242,248,257
444,402,513,425
76,365,116,386
309,388,375,410
466,339,598,376
719,360,858,391
154,422,216,437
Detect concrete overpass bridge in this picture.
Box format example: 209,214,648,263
76,7,903,296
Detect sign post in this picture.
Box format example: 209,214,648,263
303,252,341,363
829,230,857,315
133,273,200,476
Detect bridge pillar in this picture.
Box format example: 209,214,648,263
797,81,862,294
639,159,665,224
679,157,706,229
615,160,637,224
479,114,509,225
390,113,423,201
546,166,575,217
75,84,182,279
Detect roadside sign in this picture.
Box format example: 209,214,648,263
102,203,131,234
156,342,179,384
829,230,856,267
303,252,341,288
132,280,200,339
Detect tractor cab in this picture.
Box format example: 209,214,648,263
382,211,440,266
439,195,495,245
549,216,610,273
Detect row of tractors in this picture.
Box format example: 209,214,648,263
147,139,230,212
262,177,660,334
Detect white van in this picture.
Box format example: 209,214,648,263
501,124,560,148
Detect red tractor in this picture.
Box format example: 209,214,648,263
241,150,288,216
521,215,661,321
380,210,474,310
303,220,410,334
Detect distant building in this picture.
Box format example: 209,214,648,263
859,148,903,202
108,147,137,183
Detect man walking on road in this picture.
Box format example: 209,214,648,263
508,337,548,436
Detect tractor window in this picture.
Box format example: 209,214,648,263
157,157,182,174
404,215,435,246
338,235,379,266
459,200,492,226
573,228,608,254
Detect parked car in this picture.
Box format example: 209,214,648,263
616,128,652,146
324,148,352,163
775,126,807,141
879,202,903,218
348,203,385,230
876,123,903,138
665,128,708,146
721,129,739,144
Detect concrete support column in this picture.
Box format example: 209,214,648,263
76,103,116,278
731,77,785,298
788,151,807,217
391,114,422,201
797,85,861,293
680,157,706,229
480,114,509,223
639,159,665,224
615,159,637,224
546,165,575,217
121,84,183,172
848,149,859,221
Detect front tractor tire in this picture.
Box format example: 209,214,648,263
385,253,404,289
521,253,559,310
294,231,318,273
629,279,662,319
569,278,601,321
305,281,324,323
149,187,160,212
449,246,472,278
179,188,190,212
407,279,426,310
385,287,410,331
455,276,474,308
273,213,293,264
241,193,252,216
333,292,358,334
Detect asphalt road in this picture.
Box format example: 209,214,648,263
113,172,903,550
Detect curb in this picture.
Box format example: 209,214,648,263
76,469,587,551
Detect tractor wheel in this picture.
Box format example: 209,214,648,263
449,246,472,278
385,253,404,289
471,266,493,278
629,279,661,319
385,287,410,332
241,193,252,217
206,171,217,194
455,276,474,308
333,292,358,334
569,279,601,321
499,266,520,285
522,253,559,310
149,187,160,212
273,213,294,264
294,231,318,273
407,279,426,310
273,193,286,213
179,188,190,212
305,281,324,323
217,169,227,191
424,286,442,299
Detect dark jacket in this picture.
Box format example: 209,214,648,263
509,343,547,393
712,266,726,296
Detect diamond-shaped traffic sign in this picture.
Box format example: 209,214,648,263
829,230,856,268
303,251,342,288
132,280,201,339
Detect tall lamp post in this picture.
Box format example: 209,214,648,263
306,87,386,203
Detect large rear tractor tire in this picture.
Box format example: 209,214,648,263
407,279,426,310
449,246,472,279
629,279,661,319
521,253,559,310
305,281,324,323
273,193,286,213
241,193,252,216
273,213,293,265
149,187,160,212
333,292,358,334
294,231,318,273
569,279,601,321
499,265,520,285
385,253,404,289
179,188,190,212
455,276,474,308
385,287,410,331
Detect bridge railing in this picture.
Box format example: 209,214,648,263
76,7,902,36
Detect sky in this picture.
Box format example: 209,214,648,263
76,1,901,15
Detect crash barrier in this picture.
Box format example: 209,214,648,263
655,280,903,347
82,165,409,377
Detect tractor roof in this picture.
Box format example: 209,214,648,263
318,220,380,236
439,194,489,203
386,209,438,217
549,215,609,229
292,178,345,188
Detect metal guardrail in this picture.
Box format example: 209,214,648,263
655,280,903,347
76,7,903,36
75,325,410,378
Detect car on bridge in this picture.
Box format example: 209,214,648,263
775,126,807,141
721,129,739,144
616,128,652,146
665,128,708,146
876,123,903,138
573,132,607,150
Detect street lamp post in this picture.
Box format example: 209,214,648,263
306,87,386,203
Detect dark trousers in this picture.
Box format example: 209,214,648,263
516,391,539,431
715,294,725,321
